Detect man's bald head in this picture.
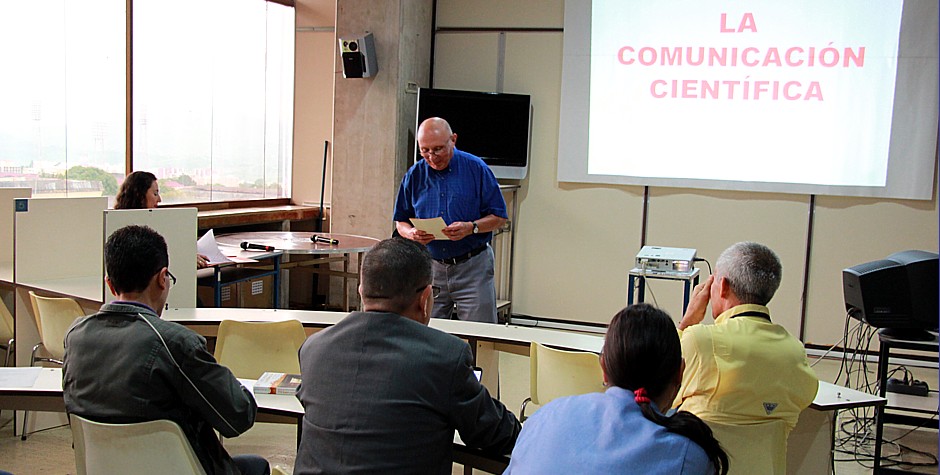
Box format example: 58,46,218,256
417,117,457,171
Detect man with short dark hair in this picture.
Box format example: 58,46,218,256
63,225,269,475
294,237,521,474
674,241,818,432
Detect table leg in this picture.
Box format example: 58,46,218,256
342,252,350,312
627,275,635,305
786,407,833,474
682,275,699,313
356,252,364,311
475,341,500,399
214,267,222,307
273,257,281,309
873,339,891,472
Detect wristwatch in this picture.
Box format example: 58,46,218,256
471,221,479,234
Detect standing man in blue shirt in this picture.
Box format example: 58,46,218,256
394,117,508,323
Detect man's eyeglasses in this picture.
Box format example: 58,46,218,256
166,270,177,287
419,145,448,157
418,285,442,298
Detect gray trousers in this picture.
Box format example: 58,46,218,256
431,244,498,323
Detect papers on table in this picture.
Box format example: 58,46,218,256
198,229,259,264
0,367,42,387
197,229,233,265
410,217,449,240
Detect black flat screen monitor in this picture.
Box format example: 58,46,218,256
416,88,532,180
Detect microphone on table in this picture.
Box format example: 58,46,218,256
311,235,340,245
241,241,275,252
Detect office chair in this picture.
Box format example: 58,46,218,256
70,414,207,475
213,319,306,379
0,301,14,367
22,291,84,440
519,341,606,421
706,419,789,475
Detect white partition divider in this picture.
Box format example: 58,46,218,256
14,197,107,300
12,196,105,436
104,209,198,308
0,188,31,283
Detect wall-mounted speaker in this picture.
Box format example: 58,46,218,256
338,33,378,79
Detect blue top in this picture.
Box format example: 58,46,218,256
393,148,507,260
504,387,713,475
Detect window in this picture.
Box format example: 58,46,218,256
133,0,294,203
0,0,126,198
0,0,294,204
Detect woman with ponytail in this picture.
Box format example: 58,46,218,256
504,303,728,475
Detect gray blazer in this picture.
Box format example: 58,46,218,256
294,311,520,474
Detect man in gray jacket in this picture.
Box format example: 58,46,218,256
63,225,269,475
294,237,521,474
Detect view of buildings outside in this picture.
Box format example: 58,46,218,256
0,0,294,205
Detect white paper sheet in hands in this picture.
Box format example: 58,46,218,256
196,229,234,265
409,217,449,240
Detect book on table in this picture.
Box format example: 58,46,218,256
253,372,301,395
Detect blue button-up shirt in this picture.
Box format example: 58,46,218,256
393,148,507,260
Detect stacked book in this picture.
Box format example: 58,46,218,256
253,372,301,395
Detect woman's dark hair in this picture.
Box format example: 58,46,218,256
114,171,157,209
604,303,729,474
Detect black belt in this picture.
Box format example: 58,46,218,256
435,245,487,265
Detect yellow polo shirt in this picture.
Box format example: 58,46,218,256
673,304,818,431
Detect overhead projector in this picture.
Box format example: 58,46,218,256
635,246,697,274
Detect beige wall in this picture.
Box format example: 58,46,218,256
295,0,939,346
292,0,337,210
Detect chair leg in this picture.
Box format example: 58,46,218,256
520,397,531,423
21,344,41,441
0,339,10,367
6,338,13,366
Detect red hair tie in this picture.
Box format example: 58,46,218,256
634,387,651,404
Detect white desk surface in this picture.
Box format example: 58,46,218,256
812,381,885,410
0,312,886,415
215,232,379,255
165,307,347,327
0,368,885,417
0,367,62,393
886,390,938,414
162,308,886,411
163,307,605,353
14,276,103,303
238,379,301,414
0,263,12,284
0,369,482,456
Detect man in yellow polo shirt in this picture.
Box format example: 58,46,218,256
673,242,818,432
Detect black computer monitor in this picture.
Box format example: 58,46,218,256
416,88,532,180
843,250,939,340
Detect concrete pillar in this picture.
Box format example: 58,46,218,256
331,0,433,240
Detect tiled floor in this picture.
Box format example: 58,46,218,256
0,352,936,474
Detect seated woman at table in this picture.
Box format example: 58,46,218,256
504,303,729,475
114,171,209,268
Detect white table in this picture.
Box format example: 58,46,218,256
0,367,500,472
163,307,603,351
3,309,887,475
